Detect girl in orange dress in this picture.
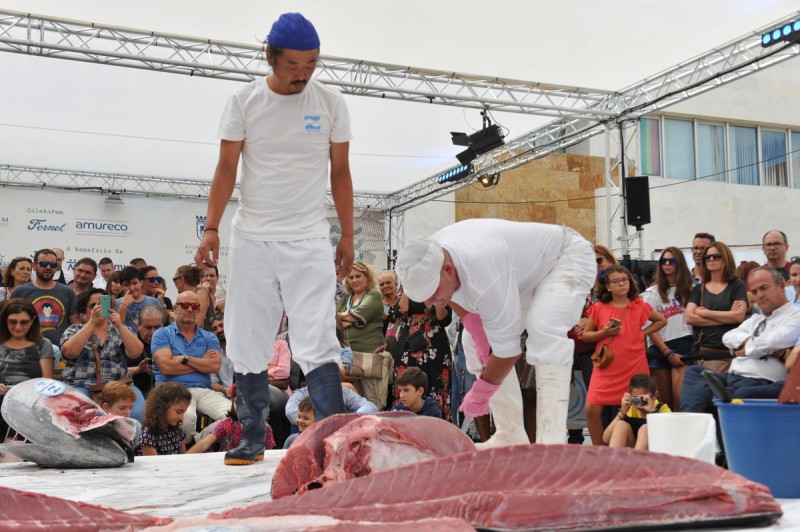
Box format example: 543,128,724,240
581,265,666,445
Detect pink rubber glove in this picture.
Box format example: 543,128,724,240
461,313,491,365
460,376,500,418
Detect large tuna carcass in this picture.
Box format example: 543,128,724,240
0,378,136,468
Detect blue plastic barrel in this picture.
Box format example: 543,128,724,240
717,399,800,498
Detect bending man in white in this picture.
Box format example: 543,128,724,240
395,219,595,445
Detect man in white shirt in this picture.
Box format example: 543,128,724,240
681,267,800,411
395,219,595,445
93,257,115,289
195,13,354,466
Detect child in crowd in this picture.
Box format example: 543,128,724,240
138,382,203,456
391,367,442,418
191,385,276,454
603,373,671,450
100,380,141,441
283,397,316,449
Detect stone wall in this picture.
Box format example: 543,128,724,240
455,152,608,242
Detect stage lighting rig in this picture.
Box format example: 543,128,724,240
761,18,800,47
451,111,506,165
435,163,473,185
478,173,500,187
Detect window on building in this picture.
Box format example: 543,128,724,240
792,131,800,189
761,130,789,187
640,118,661,176
664,118,695,180
697,123,726,182
729,125,758,186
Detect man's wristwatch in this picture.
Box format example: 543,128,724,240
181,354,190,365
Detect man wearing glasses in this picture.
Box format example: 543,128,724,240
690,233,715,285
151,291,229,443
761,230,791,281
128,304,163,398
13,248,79,346
194,13,354,465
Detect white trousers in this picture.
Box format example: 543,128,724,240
183,387,232,442
225,234,341,376
521,227,596,366
462,227,595,370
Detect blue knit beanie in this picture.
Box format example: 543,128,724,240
267,13,320,50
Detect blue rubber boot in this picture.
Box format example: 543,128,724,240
305,362,346,420
224,371,269,466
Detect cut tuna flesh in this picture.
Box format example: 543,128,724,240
145,515,475,531
0,486,170,530
224,444,782,530
272,412,475,498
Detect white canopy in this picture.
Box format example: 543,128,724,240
2,0,798,194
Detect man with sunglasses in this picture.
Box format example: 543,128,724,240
13,248,80,346
195,13,354,465
151,291,229,443
140,265,172,322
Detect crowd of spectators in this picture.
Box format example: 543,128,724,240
1,229,799,461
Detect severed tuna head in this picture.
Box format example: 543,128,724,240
0,378,136,468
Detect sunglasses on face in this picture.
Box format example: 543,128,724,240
660,258,678,265
8,319,32,327
175,302,201,311
607,278,630,286
173,276,183,283
595,257,604,265
704,254,723,261
144,276,164,284
37,261,58,268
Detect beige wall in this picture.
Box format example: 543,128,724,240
454,153,607,243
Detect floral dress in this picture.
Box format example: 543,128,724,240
390,300,453,420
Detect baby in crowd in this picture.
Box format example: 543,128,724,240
391,367,442,418
603,373,671,450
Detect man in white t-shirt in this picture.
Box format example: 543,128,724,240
395,219,595,445
195,12,354,465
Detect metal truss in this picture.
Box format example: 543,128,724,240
0,10,616,120
2,8,799,244
389,11,800,213
0,165,386,210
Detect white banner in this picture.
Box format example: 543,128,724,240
0,188,233,300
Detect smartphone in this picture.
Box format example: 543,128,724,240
100,295,111,318
609,318,621,328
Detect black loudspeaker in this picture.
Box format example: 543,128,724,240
625,176,651,230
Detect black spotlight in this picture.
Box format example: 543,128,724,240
478,173,500,187
451,111,506,165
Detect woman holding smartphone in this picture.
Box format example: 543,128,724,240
581,265,666,445
60,288,146,422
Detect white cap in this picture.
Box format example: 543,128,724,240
395,239,444,303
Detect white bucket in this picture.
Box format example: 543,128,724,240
647,412,716,464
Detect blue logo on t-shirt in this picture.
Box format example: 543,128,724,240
304,116,321,133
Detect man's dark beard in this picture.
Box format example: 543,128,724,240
216,332,226,344
37,270,54,281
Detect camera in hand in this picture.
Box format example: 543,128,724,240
630,396,645,407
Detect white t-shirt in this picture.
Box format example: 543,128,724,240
642,285,692,343
217,78,352,241
432,219,563,358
